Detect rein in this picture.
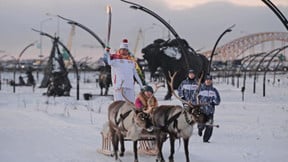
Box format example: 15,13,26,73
115,110,132,132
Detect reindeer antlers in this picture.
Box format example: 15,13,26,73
195,71,204,105
168,71,194,107
120,81,134,105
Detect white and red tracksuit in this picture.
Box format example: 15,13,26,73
104,52,143,101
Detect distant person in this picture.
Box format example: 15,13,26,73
177,69,199,106
26,69,35,87
104,39,144,101
197,75,221,143
19,76,25,85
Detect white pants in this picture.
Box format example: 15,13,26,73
113,88,135,102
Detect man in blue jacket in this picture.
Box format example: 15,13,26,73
197,75,221,143
177,69,199,105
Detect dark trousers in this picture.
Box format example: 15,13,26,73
198,115,214,142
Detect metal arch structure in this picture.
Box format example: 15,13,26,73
202,32,288,61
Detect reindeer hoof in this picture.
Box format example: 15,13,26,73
164,94,172,100
156,158,165,162
119,152,124,157
164,96,171,100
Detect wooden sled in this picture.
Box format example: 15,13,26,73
97,131,158,156
97,131,113,156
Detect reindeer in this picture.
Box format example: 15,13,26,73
98,65,112,96
108,82,155,162
150,72,219,162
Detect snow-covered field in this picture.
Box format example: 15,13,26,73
0,71,288,162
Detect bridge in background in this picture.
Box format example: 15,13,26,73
202,32,288,62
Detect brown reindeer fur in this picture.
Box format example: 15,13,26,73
150,105,208,162
108,100,153,162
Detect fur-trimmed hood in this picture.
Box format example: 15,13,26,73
136,92,158,110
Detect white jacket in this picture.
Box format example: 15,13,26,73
105,52,143,89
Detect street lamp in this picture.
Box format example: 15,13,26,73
208,24,235,74
46,12,60,37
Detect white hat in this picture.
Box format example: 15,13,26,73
119,39,129,50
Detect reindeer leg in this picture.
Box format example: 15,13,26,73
119,135,125,157
168,134,175,162
156,133,166,162
105,87,108,96
133,141,139,162
183,138,190,162
111,133,119,160
100,88,103,96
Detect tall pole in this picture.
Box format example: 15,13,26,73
46,13,60,37
208,24,235,74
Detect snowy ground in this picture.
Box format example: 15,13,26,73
0,71,288,162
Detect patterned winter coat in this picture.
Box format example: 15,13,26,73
177,77,199,104
134,91,158,114
198,83,221,115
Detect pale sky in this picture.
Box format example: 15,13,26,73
163,0,288,9
0,0,287,60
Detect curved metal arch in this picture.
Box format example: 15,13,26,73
264,45,288,71
58,15,106,49
262,45,288,97
262,0,288,31
32,28,80,100
242,52,267,70
203,32,288,61
120,0,191,70
252,46,287,94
